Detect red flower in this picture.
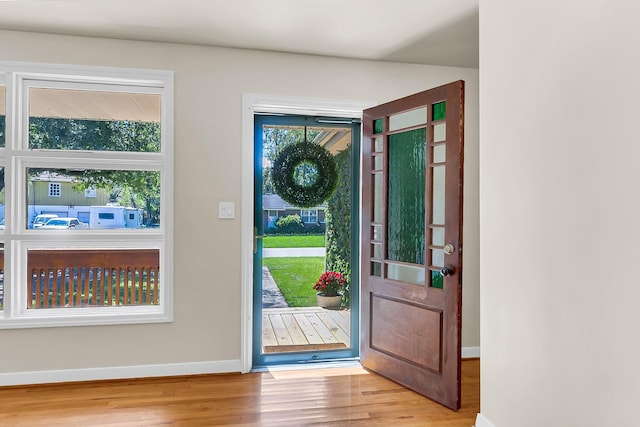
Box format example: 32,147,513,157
313,271,347,297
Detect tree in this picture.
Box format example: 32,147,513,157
25,118,161,223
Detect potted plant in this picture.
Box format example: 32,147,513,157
314,271,347,309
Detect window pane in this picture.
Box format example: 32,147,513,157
387,128,426,265
389,107,427,131
0,85,5,147
373,172,383,223
29,88,161,152
27,168,159,229
432,165,446,225
374,118,383,134
433,101,446,121
431,270,444,289
28,248,159,309
387,262,425,285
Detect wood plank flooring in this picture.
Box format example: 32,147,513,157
262,307,351,353
0,359,479,426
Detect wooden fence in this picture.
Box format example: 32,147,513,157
27,249,159,309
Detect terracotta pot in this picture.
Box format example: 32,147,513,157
316,292,342,309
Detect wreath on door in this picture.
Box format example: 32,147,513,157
271,141,338,208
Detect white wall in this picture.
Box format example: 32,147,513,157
480,0,640,426
0,30,478,379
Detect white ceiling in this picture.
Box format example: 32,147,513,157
0,0,479,68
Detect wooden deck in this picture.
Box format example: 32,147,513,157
262,307,351,353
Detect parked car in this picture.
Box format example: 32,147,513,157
39,217,88,230
32,214,59,228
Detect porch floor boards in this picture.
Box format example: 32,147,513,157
262,307,351,353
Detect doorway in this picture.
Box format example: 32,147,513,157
252,114,360,367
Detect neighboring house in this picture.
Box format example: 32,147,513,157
262,193,326,232
27,172,110,225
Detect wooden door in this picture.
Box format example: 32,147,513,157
360,81,464,410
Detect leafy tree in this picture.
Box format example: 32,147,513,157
25,118,161,223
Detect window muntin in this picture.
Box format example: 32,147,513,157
0,63,172,328
48,182,61,197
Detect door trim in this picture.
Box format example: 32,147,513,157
240,94,373,373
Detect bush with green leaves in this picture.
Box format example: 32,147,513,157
325,146,352,307
275,214,304,234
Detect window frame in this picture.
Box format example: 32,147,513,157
300,208,318,223
0,61,174,329
47,182,61,197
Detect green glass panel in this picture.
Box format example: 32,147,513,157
387,128,426,265
374,118,383,134
371,262,382,277
433,101,446,121
431,270,444,289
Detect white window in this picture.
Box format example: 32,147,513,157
0,62,174,329
48,182,61,197
301,209,318,223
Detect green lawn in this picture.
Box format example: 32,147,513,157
263,257,324,307
262,234,325,248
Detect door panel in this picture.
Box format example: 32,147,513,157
360,81,464,410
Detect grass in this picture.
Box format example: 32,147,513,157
262,256,324,307
262,234,325,248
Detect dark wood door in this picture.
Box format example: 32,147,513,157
360,81,464,410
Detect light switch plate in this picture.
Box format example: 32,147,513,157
218,202,235,219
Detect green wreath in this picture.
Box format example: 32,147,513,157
271,142,338,208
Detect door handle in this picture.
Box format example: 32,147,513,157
440,265,455,277
253,227,266,254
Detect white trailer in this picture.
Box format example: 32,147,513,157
89,205,143,229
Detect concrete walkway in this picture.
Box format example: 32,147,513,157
262,267,288,308
263,247,326,257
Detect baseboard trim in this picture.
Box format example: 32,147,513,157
0,348,479,387
462,346,480,358
0,359,243,387
475,413,497,427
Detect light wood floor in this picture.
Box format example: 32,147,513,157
262,307,351,353
0,359,479,426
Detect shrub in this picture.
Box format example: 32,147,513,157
275,214,304,234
